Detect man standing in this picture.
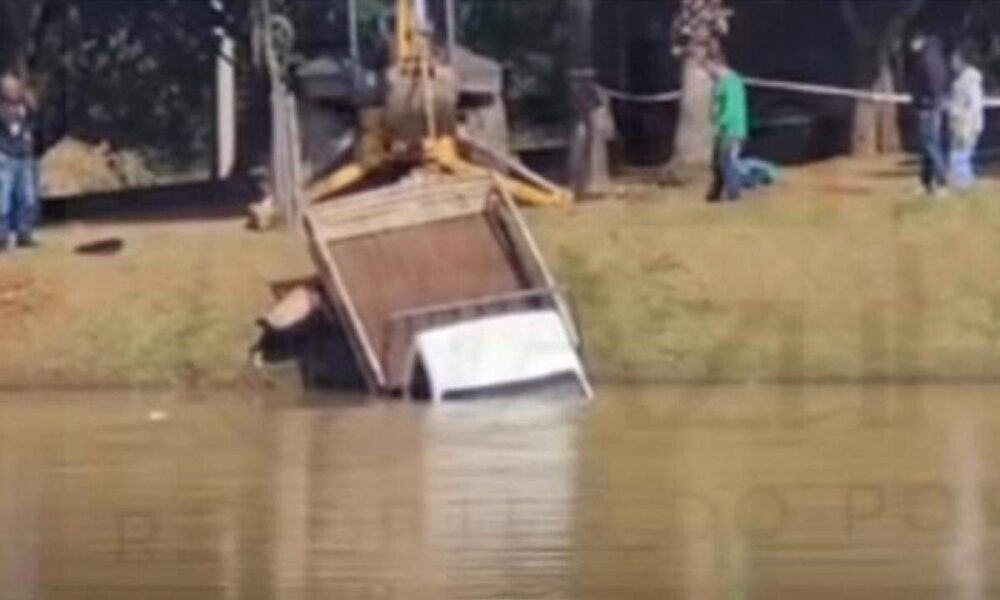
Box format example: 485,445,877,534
0,73,39,250
907,31,950,197
705,48,748,202
947,47,984,191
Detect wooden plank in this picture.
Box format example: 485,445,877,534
315,193,486,242
311,184,492,227
390,286,560,323
308,176,491,223
301,171,579,394
303,215,387,390
303,175,498,393
327,213,527,389
317,181,490,222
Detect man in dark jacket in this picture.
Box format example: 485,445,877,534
0,73,39,249
907,31,950,196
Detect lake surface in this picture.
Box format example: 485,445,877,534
1,385,998,599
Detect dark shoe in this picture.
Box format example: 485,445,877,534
15,235,38,249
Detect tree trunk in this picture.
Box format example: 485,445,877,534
671,53,714,168
849,48,901,156
566,0,609,198
839,0,924,157
874,56,901,153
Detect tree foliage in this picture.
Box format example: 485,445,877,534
70,1,221,169
459,0,570,123
960,0,1000,87
0,0,997,177
670,0,733,168
671,0,733,58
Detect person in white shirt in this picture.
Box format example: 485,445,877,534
948,48,985,191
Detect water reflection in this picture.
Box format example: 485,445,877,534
579,385,997,599
0,386,997,598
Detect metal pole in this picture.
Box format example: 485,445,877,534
415,0,430,33
210,0,236,180
445,0,456,59
567,0,596,198
216,35,237,179
347,0,360,63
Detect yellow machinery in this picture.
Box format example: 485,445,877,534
284,0,573,210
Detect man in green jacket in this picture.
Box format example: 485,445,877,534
705,49,749,202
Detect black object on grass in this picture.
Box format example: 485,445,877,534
75,238,125,256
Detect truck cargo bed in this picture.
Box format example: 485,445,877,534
303,174,581,395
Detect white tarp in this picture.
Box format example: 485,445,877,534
415,310,591,401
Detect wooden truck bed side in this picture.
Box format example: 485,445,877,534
303,174,566,393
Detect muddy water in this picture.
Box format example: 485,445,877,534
1,385,998,599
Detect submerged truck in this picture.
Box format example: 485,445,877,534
302,174,591,401
258,0,588,399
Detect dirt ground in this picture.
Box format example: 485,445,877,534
1,155,998,389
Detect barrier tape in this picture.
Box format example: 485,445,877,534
598,86,682,103
598,77,1000,108
744,77,909,104
598,85,680,103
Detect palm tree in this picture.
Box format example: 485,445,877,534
839,0,924,156
670,0,732,170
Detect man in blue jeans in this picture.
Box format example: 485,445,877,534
705,49,749,202
907,31,950,197
0,73,39,250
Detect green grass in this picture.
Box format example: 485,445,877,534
531,160,1000,383
0,223,313,389
4,158,1000,388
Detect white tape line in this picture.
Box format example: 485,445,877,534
749,77,1000,108
744,77,910,104
598,77,1000,108
598,85,682,103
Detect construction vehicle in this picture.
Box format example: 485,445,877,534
258,0,573,222
260,0,589,399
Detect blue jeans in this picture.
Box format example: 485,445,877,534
708,137,743,201
949,137,979,190
917,107,948,193
0,154,38,242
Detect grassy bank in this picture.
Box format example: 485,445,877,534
0,221,313,389
3,156,999,389
532,156,1000,383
